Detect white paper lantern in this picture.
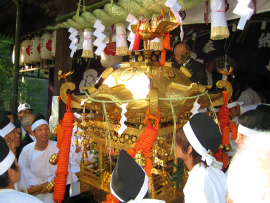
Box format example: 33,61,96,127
51,30,57,57
40,33,53,60
30,36,41,62
12,43,23,66
21,40,31,64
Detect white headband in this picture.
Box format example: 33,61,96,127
183,121,213,166
227,101,244,109
110,171,149,202
31,119,49,131
0,122,15,137
238,124,258,137
0,149,15,175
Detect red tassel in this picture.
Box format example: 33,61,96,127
230,121,237,140
160,48,166,66
132,34,141,50
132,20,141,50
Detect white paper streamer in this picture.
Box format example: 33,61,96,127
233,0,253,30
118,103,128,135
190,97,201,116
165,0,184,41
68,27,78,58
126,14,138,50
93,19,106,56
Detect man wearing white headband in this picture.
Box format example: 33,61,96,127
110,149,165,203
0,136,42,202
0,113,20,155
175,113,226,203
17,113,80,203
236,109,270,146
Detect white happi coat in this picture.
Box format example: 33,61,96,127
184,164,227,203
0,189,43,203
17,140,80,203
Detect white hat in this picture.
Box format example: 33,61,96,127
227,101,244,109
17,103,32,113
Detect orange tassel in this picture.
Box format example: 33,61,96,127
222,126,230,145
56,121,63,149
163,33,171,50
53,94,74,203
102,193,119,203
144,158,152,176
127,107,160,176
230,121,237,140
160,48,166,66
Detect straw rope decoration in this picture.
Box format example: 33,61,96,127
53,94,74,203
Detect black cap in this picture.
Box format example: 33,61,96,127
110,150,148,202
256,104,270,115
184,113,222,153
238,109,270,136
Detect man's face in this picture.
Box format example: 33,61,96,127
7,115,14,123
4,134,16,154
7,128,21,148
235,132,244,146
206,61,216,73
229,106,240,119
174,48,189,65
34,124,50,143
18,109,31,121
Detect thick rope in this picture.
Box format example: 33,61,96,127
85,90,208,103
53,94,74,203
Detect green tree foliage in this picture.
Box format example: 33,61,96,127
0,34,43,113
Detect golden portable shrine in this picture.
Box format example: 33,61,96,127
57,48,233,202
49,6,234,203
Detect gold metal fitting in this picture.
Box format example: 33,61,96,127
49,153,59,165
46,179,55,193
134,151,146,167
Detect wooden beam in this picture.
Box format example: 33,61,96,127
53,28,72,120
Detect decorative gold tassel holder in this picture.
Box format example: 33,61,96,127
116,22,128,56
82,28,94,58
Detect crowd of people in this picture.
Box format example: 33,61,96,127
0,43,268,203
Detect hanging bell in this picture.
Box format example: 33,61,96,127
46,178,55,193
51,126,58,137
223,144,232,152
49,153,59,165
134,151,146,167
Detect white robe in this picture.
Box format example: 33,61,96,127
0,189,43,203
184,164,227,203
237,88,261,106
18,140,80,203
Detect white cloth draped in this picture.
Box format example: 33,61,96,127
184,164,227,203
0,189,43,203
